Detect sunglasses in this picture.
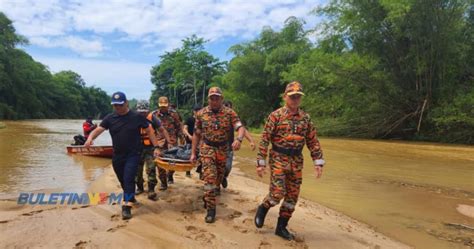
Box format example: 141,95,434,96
289,95,302,100
113,104,124,107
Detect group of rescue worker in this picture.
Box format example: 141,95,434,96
83,81,325,241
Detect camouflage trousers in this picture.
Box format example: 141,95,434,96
135,146,157,187
262,150,303,218
199,143,228,210
157,142,177,183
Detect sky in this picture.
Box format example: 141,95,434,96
0,0,324,99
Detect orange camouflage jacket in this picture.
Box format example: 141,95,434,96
257,106,323,163
195,106,242,144
152,109,182,145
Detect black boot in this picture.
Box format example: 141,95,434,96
167,172,174,184
122,205,132,220
196,164,202,174
159,182,168,191
205,208,216,223
159,174,168,191
148,183,157,201
275,217,294,240
196,165,203,180
221,177,228,189
136,182,144,195
254,204,269,228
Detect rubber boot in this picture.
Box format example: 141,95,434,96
122,205,132,220
196,165,203,180
254,204,269,228
205,208,216,223
167,171,175,184
221,177,228,189
275,217,294,240
147,183,158,201
136,182,144,195
159,182,168,191
159,174,168,191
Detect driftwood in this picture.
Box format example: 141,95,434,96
444,222,474,231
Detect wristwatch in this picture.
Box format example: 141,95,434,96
236,137,243,142
314,159,325,167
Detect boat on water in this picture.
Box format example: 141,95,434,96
66,145,113,158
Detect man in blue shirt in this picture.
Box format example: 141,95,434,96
85,91,161,220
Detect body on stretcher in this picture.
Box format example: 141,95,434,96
155,144,197,172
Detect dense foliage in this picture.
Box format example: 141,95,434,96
215,1,472,143
0,13,110,119
150,35,226,113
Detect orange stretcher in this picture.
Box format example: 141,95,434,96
154,157,196,172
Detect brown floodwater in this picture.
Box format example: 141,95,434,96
237,136,474,249
0,120,111,199
0,120,473,248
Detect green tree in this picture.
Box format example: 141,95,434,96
0,12,111,120
150,35,225,111
312,0,473,142
222,17,312,126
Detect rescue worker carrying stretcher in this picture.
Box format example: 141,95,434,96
135,100,171,200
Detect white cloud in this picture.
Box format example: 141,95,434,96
0,0,323,55
30,36,105,57
34,56,154,99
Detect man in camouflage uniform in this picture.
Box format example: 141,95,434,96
135,100,171,200
190,87,246,223
254,81,325,240
151,96,183,190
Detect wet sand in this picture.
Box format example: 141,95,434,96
0,165,408,249
238,137,474,249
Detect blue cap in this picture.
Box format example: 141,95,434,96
111,91,127,105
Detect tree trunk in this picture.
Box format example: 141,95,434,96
417,98,428,133
202,84,205,107
193,77,197,105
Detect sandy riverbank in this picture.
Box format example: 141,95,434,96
0,164,410,249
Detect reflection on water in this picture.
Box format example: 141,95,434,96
0,120,111,199
238,137,474,249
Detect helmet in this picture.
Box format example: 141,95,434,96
136,100,150,112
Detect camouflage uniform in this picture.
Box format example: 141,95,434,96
135,105,162,193
152,107,182,184
195,105,242,210
257,88,324,219
136,146,156,186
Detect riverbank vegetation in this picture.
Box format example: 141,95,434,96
0,13,110,119
150,0,473,144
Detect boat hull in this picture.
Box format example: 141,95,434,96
67,145,113,158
